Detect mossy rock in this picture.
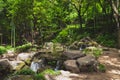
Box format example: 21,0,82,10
10,61,25,71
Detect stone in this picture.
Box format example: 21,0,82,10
9,75,34,80
69,37,99,50
10,61,25,70
0,59,13,76
63,50,86,59
44,70,87,80
43,42,54,52
64,60,80,73
43,42,64,52
77,55,98,72
2,50,15,58
54,43,64,52
17,52,35,64
69,41,82,50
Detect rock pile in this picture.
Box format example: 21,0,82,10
69,37,99,50
63,50,98,73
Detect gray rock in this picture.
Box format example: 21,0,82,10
63,50,86,59
45,70,87,80
0,59,13,76
77,55,98,72
17,52,35,64
2,50,15,58
43,42,64,52
9,61,25,71
64,60,80,73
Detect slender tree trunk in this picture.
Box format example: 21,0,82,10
108,0,120,48
78,10,82,29
70,0,83,31
112,0,120,48
116,16,120,48
118,27,120,48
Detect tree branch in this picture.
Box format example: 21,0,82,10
111,0,120,16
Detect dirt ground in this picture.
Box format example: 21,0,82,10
82,48,120,80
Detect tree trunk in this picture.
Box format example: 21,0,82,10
78,11,82,30
112,0,120,48
116,16,120,48
109,0,120,48
118,28,120,48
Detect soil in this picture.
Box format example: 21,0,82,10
81,48,120,80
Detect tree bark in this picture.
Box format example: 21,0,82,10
110,0,120,48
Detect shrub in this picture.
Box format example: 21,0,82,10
5,45,13,50
0,46,7,55
97,64,106,72
76,32,90,41
15,43,32,53
15,68,35,75
34,73,45,80
34,69,60,80
42,69,60,75
83,47,103,58
96,34,116,47
53,25,79,44
53,25,91,45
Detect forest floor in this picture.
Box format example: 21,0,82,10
81,48,120,80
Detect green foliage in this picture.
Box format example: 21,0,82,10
0,46,7,55
5,45,14,50
53,25,79,44
76,32,90,40
55,29,69,43
42,69,60,75
53,25,91,45
0,0,118,48
0,0,6,11
34,73,45,80
96,34,116,47
15,43,32,53
13,69,60,80
83,47,103,58
98,64,106,72
15,68,35,75
34,69,60,80
47,61,56,66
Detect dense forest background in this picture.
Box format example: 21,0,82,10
0,0,120,48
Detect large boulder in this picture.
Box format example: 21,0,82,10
0,59,13,76
63,50,86,59
77,55,98,72
64,60,80,73
17,52,35,64
10,61,25,71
